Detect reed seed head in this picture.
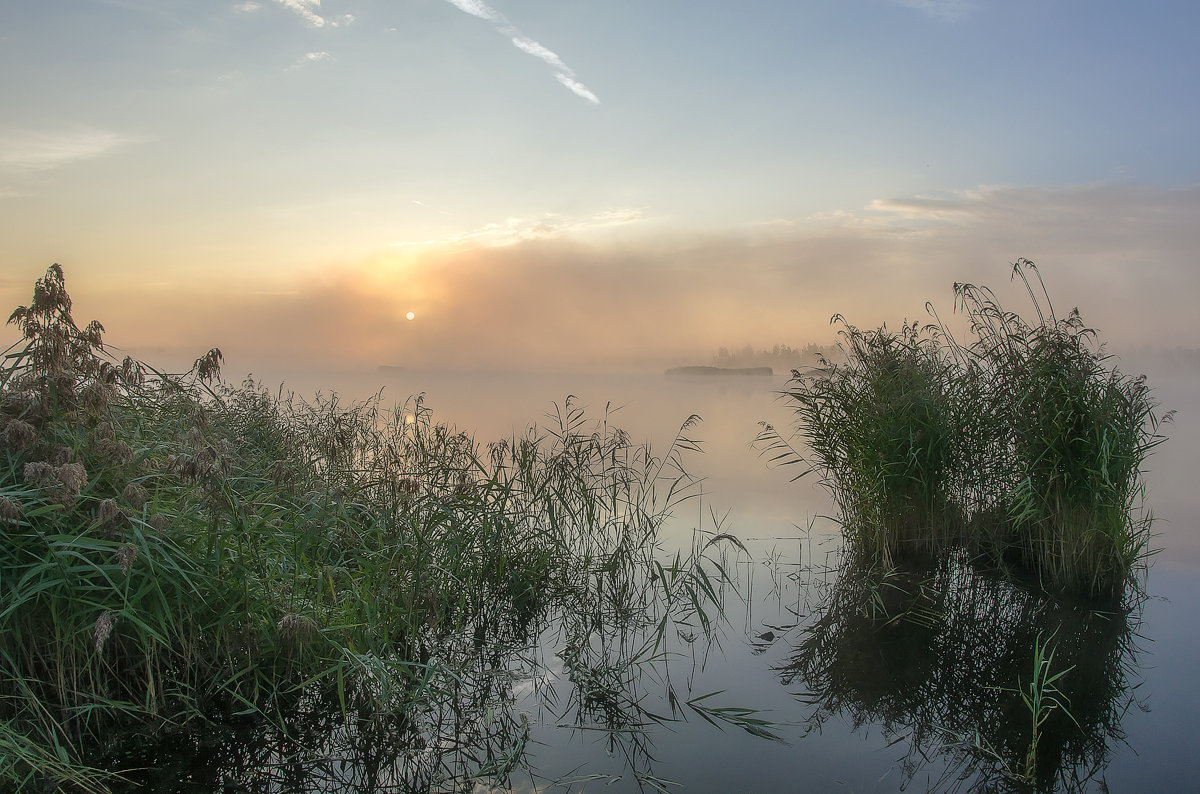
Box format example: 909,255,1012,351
0,496,22,524
270,459,295,487
115,543,138,575
83,319,105,348
93,611,115,653
56,461,87,493
23,460,53,486
97,497,121,525
194,347,224,384
120,355,145,386
24,461,90,508
95,438,133,466
1,418,37,450
277,613,318,644
79,378,115,412
121,481,148,510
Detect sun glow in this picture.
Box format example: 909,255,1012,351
406,311,415,321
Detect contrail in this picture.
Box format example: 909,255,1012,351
441,0,599,104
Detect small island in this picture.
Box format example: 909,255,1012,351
665,365,774,377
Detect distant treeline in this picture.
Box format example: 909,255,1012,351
712,343,840,370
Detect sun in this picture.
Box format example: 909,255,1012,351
405,311,415,321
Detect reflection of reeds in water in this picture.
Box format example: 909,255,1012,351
778,552,1144,792
0,265,748,792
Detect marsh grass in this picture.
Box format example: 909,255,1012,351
759,260,1169,595
0,265,743,791
763,318,965,568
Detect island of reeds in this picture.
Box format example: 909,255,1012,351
758,260,1170,597
0,265,742,791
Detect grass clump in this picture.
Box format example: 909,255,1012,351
957,269,1166,594
769,317,964,567
0,265,735,791
760,260,1168,595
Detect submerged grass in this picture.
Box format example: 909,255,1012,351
0,265,740,791
759,260,1169,596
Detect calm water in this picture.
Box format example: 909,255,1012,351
112,363,1200,792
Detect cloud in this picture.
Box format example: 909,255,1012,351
275,0,324,27
0,128,148,172
390,208,643,248
287,50,335,70
510,35,568,71
444,0,498,22
273,0,353,28
439,0,600,104
555,74,601,104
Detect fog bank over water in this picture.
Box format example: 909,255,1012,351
4,185,1198,376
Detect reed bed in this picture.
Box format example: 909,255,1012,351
759,260,1169,595
0,265,737,791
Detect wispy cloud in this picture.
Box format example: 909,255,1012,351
439,0,600,104
273,0,354,29
287,50,335,70
444,0,498,22
555,74,600,104
0,127,149,172
390,208,641,248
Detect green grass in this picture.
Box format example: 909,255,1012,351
759,260,1169,596
0,265,741,791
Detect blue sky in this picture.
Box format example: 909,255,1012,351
2,0,1198,371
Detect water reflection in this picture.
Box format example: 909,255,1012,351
102,643,533,792
100,522,748,793
777,552,1145,792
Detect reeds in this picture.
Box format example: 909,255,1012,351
0,265,737,791
761,260,1169,595
768,317,964,568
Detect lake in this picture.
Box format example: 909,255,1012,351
109,361,1200,792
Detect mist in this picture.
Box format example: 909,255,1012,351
3,184,1198,377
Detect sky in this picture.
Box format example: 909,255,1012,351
2,0,1199,374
